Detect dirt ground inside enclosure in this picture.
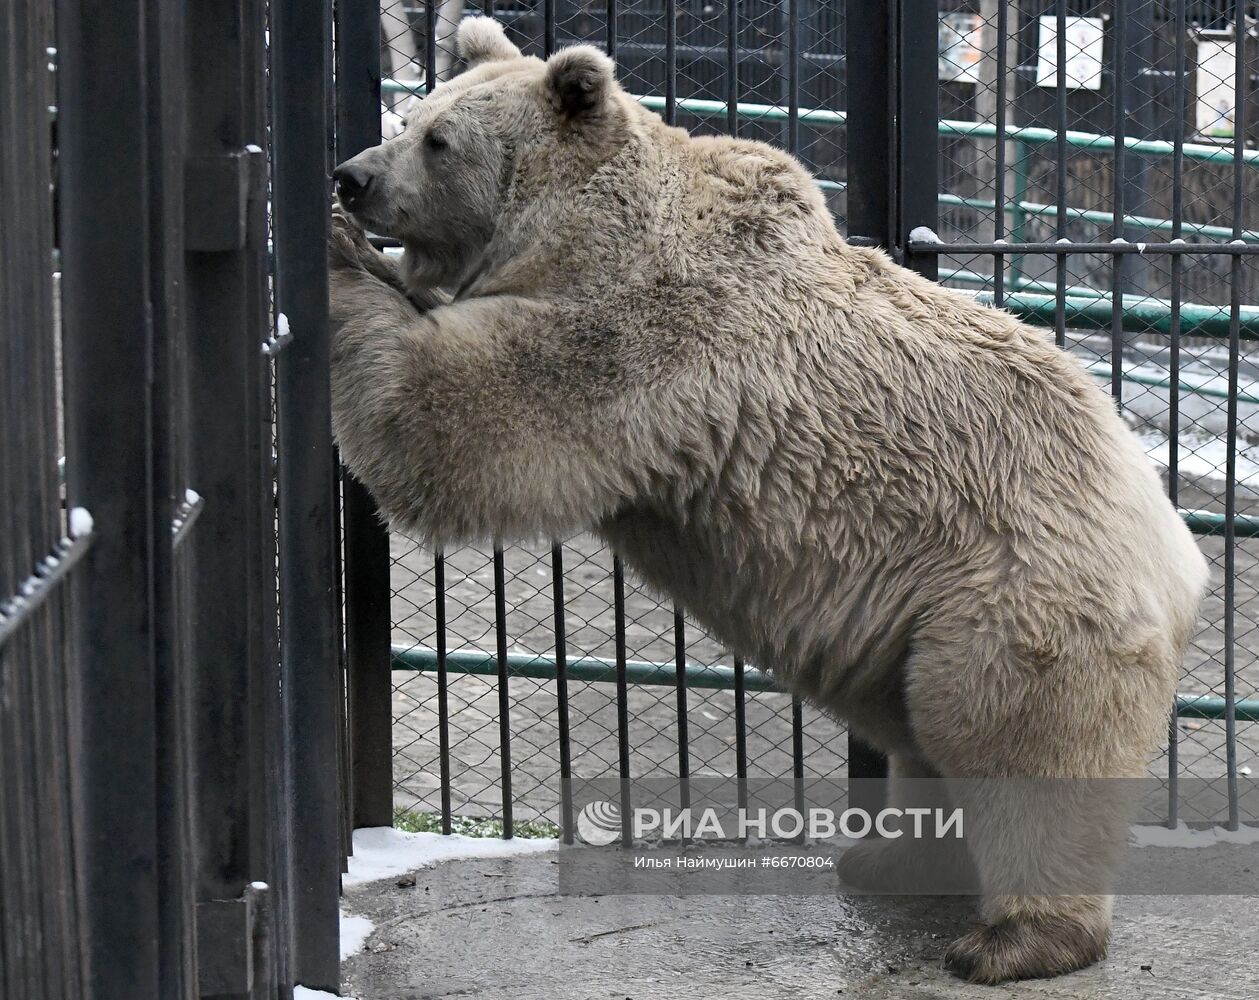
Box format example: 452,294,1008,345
389,508,1259,830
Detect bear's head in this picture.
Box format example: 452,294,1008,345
333,17,630,287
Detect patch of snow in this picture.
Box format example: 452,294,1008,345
69,506,93,538
1135,427,1259,491
1130,821,1259,849
277,312,290,339
907,226,941,245
294,989,354,1000
244,143,263,154
340,909,374,960
249,880,268,891
185,488,201,506
344,827,557,887
1136,242,1147,253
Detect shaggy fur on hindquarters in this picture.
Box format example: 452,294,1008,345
329,17,1209,984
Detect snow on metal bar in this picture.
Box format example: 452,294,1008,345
0,525,94,648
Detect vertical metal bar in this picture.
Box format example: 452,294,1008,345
665,0,677,125
786,0,799,155
791,698,805,843
425,1,437,90
673,609,691,811
733,657,748,825
1054,0,1068,348
726,0,738,136
57,0,161,992
336,0,394,832
898,0,938,281
2,3,82,994
613,557,632,846
1223,0,1244,831
1110,0,1128,403
435,554,453,834
845,0,890,249
493,548,514,837
272,0,341,985
843,0,892,808
993,0,1008,307
1166,0,1187,829
552,544,574,844
544,0,556,56
607,0,618,63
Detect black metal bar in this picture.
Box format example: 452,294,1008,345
665,0,677,126
1166,0,1187,827
673,608,691,811
843,0,892,805
425,1,437,90
844,0,890,243
791,697,805,844
272,0,341,985
613,557,632,846
57,0,163,991
1223,0,1245,830
1110,0,1129,403
544,0,556,56
786,0,798,155
1055,0,1068,348
993,0,1008,308
725,0,738,136
435,553,453,834
493,547,514,837
733,656,748,823
607,0,618,63
336,0,394,832
552,544,574,844
897,0,938,280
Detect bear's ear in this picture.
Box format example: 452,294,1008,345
456,16,522,68
544,45,616,122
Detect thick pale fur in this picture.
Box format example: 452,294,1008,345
330,17,1209,984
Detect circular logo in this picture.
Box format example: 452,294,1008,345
576,800,621,846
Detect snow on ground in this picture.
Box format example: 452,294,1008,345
340,910,375,961
295,988,354,1000
1134,426,1259,492
1129,820,1259,848
344,826,558,888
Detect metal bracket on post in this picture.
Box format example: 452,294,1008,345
195,881,270,997
184,146,266,253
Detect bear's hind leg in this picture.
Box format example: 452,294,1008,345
905,637,1166,983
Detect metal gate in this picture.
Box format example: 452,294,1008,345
0,0,379,995
348,0,1258,843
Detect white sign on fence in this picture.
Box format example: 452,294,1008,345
938,11,985,84
1036,15,1105,91
1196,36,1237,139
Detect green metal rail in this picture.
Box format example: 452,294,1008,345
381,78,1259,168
390,645,1259,722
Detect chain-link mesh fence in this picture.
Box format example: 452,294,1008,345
378,0,1257,837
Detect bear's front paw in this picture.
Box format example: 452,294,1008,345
328,203,378,273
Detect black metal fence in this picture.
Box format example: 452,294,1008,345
0,0,381,995
359,0,1258,843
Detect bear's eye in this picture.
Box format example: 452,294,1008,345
424,132,448,153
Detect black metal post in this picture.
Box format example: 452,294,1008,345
57,0,166,993
336,0,395,832
272,0,342,987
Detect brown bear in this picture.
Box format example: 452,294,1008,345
328,16,1207,983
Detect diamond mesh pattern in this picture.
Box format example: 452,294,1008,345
379,1,1255,831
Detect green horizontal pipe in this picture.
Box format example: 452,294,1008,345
1084,366,1259,407
391,646,1258,721
938,193,1259,244
1177,695,1259,723
972,289,1259,342
943,269,1259,341
391,645,780,692
381,78,1259,167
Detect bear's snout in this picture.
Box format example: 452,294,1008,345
333,161,375,209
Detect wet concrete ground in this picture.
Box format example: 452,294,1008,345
341,851,1257,1000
